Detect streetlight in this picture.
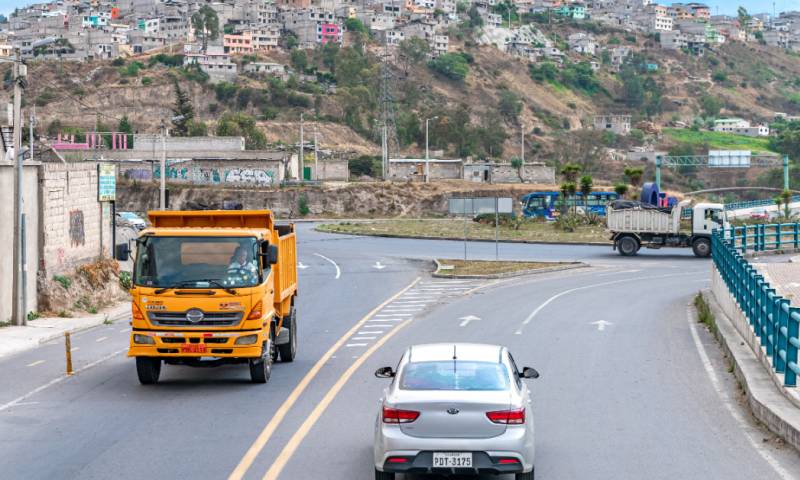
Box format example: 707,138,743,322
425,116,438,183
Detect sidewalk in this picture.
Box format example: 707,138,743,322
753,257,800,305
0,303,130,359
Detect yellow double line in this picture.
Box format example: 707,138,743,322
228,277,420,480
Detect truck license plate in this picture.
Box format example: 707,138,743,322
181,344,206,354
432,452,472,468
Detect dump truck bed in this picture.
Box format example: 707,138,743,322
607,205,682,234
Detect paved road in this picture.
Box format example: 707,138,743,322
1,224,799,479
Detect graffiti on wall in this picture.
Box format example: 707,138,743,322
123,168,152,181
69,210,85,247
192,168,222,184
224,168,276,186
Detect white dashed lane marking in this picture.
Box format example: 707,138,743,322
346,343,368,348
26,360,45,367
95,337,108,343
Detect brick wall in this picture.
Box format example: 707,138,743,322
39,162,112,276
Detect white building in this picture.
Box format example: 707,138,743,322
713,119,770,137
183,45,238,83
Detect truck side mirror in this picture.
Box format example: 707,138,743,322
115,243,130,262
268,245,279,265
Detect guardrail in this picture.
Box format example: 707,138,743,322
712,223,800,386
724,196,800,211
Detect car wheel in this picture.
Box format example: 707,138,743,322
277,306,297,362
136,357,161,385
617,236,639,256
249,341,273,384
692,237,711,258
516,468,535,480
374,469,394,480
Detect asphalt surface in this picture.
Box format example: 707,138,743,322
2,223,800,479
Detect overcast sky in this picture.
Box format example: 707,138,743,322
0,0,796,19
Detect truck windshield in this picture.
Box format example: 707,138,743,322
133,236,262,289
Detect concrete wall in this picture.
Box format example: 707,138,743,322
465,163,555,184
121,158,286,187
38,162,112,277
0,164,40,322
388,161,462,181
131,136,245,153
315,158,349,181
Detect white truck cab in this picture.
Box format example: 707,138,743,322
692,203,728,236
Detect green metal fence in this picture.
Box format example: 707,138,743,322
712,224,800,386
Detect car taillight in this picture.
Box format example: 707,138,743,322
247,301,263,320
498,458,520,464
486,408,525,425
382,406,419,424
132,302,144,321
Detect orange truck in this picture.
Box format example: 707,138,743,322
123,210,298,384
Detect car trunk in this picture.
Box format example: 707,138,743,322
395,390,511,439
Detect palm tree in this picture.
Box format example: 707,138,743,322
560,163,582,183
781,189,793,218
614,183,629,199
579,175,593,210
624,166,644,187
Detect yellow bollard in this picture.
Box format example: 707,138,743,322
65,332,74,376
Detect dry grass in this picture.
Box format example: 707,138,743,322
437,259,568,276
318,218,610,244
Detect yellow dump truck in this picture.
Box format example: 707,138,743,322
124,210,298,384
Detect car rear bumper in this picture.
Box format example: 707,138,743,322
375,424,534,473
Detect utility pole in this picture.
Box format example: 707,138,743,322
425,116,438,183
520,124,525,164
299,112,304,180
160,120,166,210
11,48,26,326
313,126,319,181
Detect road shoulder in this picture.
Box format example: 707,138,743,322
701,289,800,452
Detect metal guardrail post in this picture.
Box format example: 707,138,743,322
777,299,790,374
786,308,800,387
766,289,778,360
795,223,799,249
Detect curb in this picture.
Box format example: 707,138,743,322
700,289,800,451
35,305,131,347
315,226,611,247
431,259,589,279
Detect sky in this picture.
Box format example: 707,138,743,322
0,0,796,17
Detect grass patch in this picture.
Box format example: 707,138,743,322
694,292,718,333
0,320,10,328
318,219,609,244
436,259,570,276
664,128,775,154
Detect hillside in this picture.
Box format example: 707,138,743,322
5,19,800,190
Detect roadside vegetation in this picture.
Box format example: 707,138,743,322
436,259,573,276
663,128,775,154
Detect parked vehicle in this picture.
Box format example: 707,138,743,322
607,200,728,257
122,210,298,384
750,208,770,220
117,211,147,230
373,343,539,480
521,191,618,219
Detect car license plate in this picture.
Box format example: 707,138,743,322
432,452,472,468
181,344,206,354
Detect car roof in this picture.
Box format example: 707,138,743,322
407,343,503,363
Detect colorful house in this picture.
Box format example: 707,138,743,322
555,4,585,20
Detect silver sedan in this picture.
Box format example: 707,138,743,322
373,343,539,479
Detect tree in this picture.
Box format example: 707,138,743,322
118,115,134,148
345,17,367,34
770,121,800,159
291,49,308,73
428,53,469,81
614,182,629,198
560,182,577,214
398,37,430,73
171,80,195,137
737,7,751,34
320,42,339,72
216,112,266,149
624,166,644,187
511,157,523,182
467,5,484,28
700,94,722,118
191,5,220,52
498,89,522,121
560,163,582,182
579,175,593,207
781,189,793,217
187,120,208,137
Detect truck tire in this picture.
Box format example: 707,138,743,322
692,237,711,258
277,306,297,363
249,341,273,384
136,357,161,385
617,236,639,256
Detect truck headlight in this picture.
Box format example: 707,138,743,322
235,334,259,345
133,334,155,345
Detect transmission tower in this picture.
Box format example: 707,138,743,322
379,39,399,179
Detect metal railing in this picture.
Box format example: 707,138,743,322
724,196,800,212
712,223,800,386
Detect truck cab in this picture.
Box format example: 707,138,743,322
692,202,727,236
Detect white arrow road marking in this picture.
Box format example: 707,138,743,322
590,320,613,331
297,262,308,270
373,261,386,270
313,253,341,279
459,315,481,327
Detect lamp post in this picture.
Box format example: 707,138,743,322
425,116,438,183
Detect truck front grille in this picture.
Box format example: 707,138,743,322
148,310,244,327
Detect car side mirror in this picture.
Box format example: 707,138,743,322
521,367,539,379
115,243,130,262
374,366,395,378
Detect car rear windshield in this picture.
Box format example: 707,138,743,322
400,361,510,391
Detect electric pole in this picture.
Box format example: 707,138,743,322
520,124,525,164
299,112,304,180
12,48,26,326
313,126,319,181
160,120,166,210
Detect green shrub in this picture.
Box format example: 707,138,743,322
141,76,152,86
111,57,125,67
27,311,41,321
298,195,310,216
119,271,132,290
428,53,470,81
53,275,71,290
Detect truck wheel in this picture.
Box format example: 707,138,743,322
617,236,639,256
278,306,297,363
136,357,161,385
249,341,273,384
692,237,711,258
